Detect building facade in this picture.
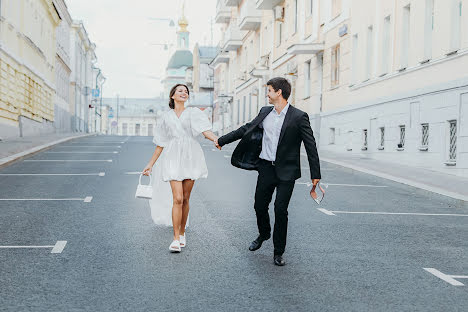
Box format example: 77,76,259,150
213,0,468,177
0,0,60,139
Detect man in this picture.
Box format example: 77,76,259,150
216,77,321,266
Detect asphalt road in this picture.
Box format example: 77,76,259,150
0,135,467,311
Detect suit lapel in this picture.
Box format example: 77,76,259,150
255,106,274,127
277,105,293,146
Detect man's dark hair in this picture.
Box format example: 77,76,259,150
266,77,291,101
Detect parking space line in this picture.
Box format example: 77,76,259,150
0,172,105,176
0,197,93,202
423,268,466,286
24,160,113,162
45,151,119,154
316,208,468,217
0,241,67,254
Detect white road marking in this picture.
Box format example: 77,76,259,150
0,197,93,202
424,268,466,286
297,182,387,188
224,155,231,158
0,241,67,254
24,160,113,162
51,241,67,254
45,151,119,154
318,210,468,217
125,172,142,175
317,208,336,216
0,173,105,176
60,145,121,148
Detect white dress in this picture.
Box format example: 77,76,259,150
149,107,211,226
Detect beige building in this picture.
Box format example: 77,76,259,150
213,0,468,177
0,0,60,139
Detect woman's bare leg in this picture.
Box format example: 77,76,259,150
180,179,195,236
170,181,184,241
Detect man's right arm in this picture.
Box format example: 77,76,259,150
218,107,267,147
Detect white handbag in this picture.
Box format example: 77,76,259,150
135,173,153,199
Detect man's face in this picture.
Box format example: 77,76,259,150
266,85,280,104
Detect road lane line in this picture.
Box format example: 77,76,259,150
224,155,231,158
328,210,468,217
125,172,142,175
297,182,387,188
0,173,105,176
51,241,67,253
60,146,121,148
317,208,336,216
24,160,113,162
0,197,93,202
45,151,119,154
423,268,465,286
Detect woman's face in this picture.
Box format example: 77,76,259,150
172,86,189,103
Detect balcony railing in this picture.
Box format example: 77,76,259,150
256,0,283,10
238,0,262,30
225,0,241,7
222,19,246,51
216,0,231,24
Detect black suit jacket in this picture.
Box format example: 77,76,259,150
218,105,321,181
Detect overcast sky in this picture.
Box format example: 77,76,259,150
67,0,220,98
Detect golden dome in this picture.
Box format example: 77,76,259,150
178,2,188,32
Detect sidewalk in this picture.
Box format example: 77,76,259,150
312,150,468,202
0,132,94,168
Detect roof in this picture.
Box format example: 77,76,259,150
167,50,193,70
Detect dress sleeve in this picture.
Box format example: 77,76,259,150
152,115,170,147
190,107,212,136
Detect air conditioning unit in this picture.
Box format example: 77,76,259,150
274,6,284,22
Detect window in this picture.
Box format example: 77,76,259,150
450,0,462,53
148,124,154,136
448,120,457,162
366,26,374,80
329,128,335,144
237,99,240,124
305,61,311,98
401,5,411,70
424,0,434,61
381,16,391,75
399,125,406,149
122,123,128,136
331,44,340,87
277,22,283,47
135,124,141,136
362,129,368,150
243,96,246,123
332,0,342,19
379,127,385,149
352,34,359,84
293,0,298,34
420,123,429,150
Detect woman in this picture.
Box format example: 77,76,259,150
142,84,217,253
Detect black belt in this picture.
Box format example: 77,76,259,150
260,159,275,166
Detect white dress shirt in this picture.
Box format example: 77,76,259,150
259,104,290,162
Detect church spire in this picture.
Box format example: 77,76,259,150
177,0,189,49
178,0,188,32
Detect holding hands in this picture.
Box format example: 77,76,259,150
214,138,221,150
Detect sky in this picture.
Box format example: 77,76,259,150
67,0,220,98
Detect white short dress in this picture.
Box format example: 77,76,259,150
149,107,211,226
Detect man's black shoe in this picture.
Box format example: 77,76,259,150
274,255,286,266
249,235,270,251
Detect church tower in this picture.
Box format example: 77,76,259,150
177,2,189,50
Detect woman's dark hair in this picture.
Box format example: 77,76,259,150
266,77,291,100
168,84,190,109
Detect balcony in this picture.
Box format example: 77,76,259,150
222,20,246,51
287,43,325,55
216,0,231,24
225,0,241,7
238,0,262,31
211,50,230,67
256,0,283,10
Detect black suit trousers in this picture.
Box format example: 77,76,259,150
254,159,295,256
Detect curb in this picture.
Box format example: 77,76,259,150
319,156,468,202
0,133,95,169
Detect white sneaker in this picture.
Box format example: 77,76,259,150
180,234,186,248
169,240,181,253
